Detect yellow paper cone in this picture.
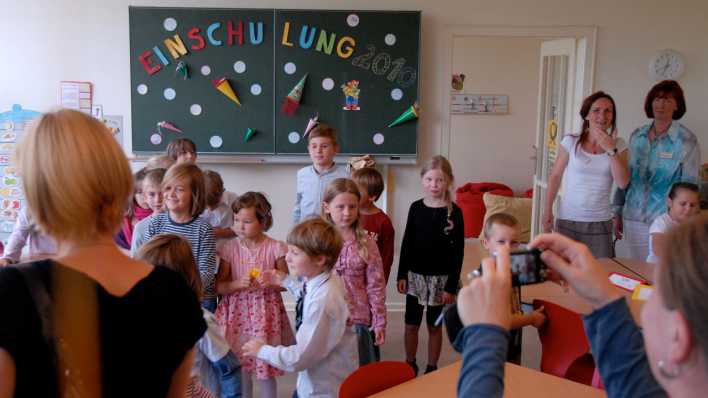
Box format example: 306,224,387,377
213,77,241,106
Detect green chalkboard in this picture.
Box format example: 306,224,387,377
129,7,274,154
129,7,420,157
274,10,420,155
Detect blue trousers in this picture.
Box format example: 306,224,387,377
213,351,242,398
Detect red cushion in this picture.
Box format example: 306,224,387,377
456,182,513,238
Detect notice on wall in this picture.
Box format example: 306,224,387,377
60,81,93,113
451,94,508,114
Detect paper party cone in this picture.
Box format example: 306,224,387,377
281,74,308,116
175,61,189,80
157,120,182,133
212,77,241,106
388,102,419,128
244,127,256,143
303,115,319,137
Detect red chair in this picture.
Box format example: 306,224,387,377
591,367,605,389
533,299,598,387
456,182,513,238
339,361,416,398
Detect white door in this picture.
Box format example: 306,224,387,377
530,38,578,239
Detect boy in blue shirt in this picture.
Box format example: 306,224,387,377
293,124,349,224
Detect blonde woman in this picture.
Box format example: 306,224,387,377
0,109,205,397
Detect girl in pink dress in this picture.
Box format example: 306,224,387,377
215,192,294,398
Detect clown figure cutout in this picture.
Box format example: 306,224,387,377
341,80,361,111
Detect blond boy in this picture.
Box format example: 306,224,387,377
293,124,349,224
482,213,545,363
243,218,357,397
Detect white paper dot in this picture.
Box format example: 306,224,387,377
385,34,397,46
150,133,162,145
390,88,403,101
200,65,211,76
190,104,202,116
347,14,360,27
163,88,176,101
288,132,300,144
284,62,296,75
210,135,223,148
373,133,385,145
137,84,148,95
163,18,177,32
322,78,335,91
233,61,246,74
250,84,262,96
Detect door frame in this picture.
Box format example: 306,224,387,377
438,25,597,156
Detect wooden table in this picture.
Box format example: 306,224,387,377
370,361,605,398
610,257,655,283
521,258,649,322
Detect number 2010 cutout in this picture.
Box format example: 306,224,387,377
351,44,417,88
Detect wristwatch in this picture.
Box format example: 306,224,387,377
607,147,618,157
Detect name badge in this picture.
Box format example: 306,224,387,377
658,151,673,159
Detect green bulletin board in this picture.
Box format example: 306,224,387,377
129,7,420,158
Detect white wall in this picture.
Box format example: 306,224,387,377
2,0,707,306
450,36,543,193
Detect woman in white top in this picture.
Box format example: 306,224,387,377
544,91,630,258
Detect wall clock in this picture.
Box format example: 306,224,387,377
649,49,685,81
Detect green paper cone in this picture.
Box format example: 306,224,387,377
288,74,308,103
244,127,256,142
388,103,419,128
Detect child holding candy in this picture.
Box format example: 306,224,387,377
215,192,294,398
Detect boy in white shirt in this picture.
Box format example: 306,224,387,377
201,170,236,240
293,124,349,224
242,218,357,398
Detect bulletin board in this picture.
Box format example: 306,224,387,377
129,7,420,159
0,105,40,247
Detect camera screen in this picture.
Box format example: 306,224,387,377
509,249,547,285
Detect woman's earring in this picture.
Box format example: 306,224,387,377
657,360,681,379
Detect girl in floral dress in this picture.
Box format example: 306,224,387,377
215,192,294,398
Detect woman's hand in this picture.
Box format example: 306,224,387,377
589,125,618,153
613,216,623,240
397,279,407,294
543,211,554,233
442,292,456,305
242,339,266,357
456,246,513,330
529,233,623,309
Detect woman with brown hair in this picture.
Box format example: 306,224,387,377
544,91,630,258
0,109,206,397
456,214,708,397
614,80,700,260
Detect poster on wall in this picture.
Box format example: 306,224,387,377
103,114,124,148
0,104,40,248
59,81,93,114
450,94,509,114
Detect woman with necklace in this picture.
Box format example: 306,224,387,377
613,80,700,260
544,91,629,258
